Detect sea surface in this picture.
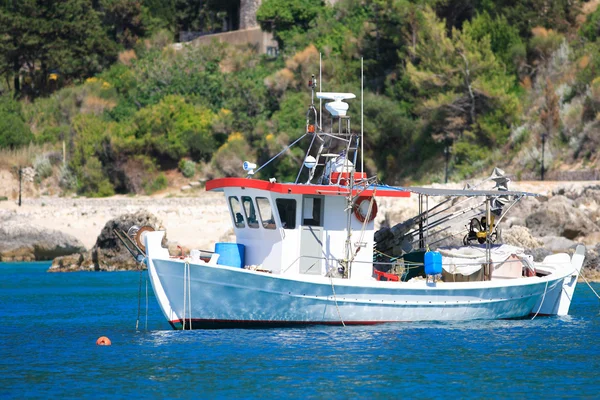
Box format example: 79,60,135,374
1,262,599,399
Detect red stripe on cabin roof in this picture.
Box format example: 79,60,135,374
205,178,410,198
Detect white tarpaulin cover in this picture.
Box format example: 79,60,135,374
438,244,534,279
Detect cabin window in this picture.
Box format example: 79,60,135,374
241,196,259,229
228,196,245,228
276,199,296,229
302,196,323,226
256,197,276,230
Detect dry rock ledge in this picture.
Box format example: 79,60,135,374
0,221,85,261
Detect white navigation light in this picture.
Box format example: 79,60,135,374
304,155,317,170
317,92,356,117
243,161,257,175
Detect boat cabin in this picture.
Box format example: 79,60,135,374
206,178,409,280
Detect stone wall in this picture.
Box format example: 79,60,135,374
187,27,277,55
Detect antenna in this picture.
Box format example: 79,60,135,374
361,57,364,174
319,52,322,131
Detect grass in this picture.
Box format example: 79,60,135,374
0,143,59,169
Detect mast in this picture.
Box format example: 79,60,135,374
320,52,322,131
361,57,364,174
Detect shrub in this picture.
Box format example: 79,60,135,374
212,133,254,177
145,173,168,194
33,156,53,180
580,7,600,42
0,96,34,149
78,156,115,197
59,165,78,191
125,95,217,163
178,159,196,178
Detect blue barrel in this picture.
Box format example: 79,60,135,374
215,243,245,268
424,251,442,275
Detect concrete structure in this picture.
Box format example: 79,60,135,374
240,0,261,30
188,27,278,55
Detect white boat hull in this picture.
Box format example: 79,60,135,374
150,260,562,329
144,233,583,329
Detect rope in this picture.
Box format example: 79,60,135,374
145,279,149,331
253,133,308,176
187,261,192,329
329,275,346,327
182,261,187,330
580,272,600,302
135,258,146,331
351,188,377,262
182,260,192,330
531,281,549,320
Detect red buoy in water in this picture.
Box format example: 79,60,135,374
96,336,112,346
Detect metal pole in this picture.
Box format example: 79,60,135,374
418,194,424,249
485,198,491,280
444,143,450,183
361,57,364,174
425,195,429,247
18,167,22,207
541,133,546,181
319,53,322,131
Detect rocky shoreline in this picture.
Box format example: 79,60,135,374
1,181,599,280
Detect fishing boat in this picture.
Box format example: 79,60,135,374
120,76,585,329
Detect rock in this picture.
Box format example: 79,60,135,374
582,243,600,280
0,222,85,262
48,252,95,272
581,231,600,247
537,236,577,253
501,225,542,249
92,210,163,271
525,195,598,239
50,210,166,272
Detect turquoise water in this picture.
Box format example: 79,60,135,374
1,262,599,399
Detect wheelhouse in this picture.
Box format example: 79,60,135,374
207,178,409,279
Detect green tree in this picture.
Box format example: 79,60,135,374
580,6,600,42
406,7,518,177
100,0,154,48
0,0,117,98
257,0,324,48
466,11,525,72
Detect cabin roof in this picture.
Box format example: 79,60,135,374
206,178,410,198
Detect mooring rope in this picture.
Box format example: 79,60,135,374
182,260,188,330
531,281,549,320
329,274,346,327
182,259,192,330
145,279,149,331
580,272,600,302
135,258,146,331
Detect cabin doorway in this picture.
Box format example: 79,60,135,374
299,196,324,275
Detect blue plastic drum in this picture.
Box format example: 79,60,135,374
424,251,442,275
215,243,246,268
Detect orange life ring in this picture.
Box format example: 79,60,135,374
353,196,378,223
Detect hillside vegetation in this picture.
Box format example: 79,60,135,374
1,0,600,197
